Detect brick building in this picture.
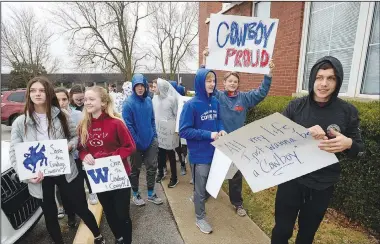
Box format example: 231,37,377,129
199,2,379,99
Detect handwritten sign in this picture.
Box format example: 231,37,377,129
212,112,339,193
156,120,179,150
15,139,71,181
84,155,131,193
207,14,278,74
175,96,192,132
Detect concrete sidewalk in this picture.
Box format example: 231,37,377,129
74,166,184,244
161,163,270,244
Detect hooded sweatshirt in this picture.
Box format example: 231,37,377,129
179,68,224,164
122,74,157,151
177,84,186,96
215,75,272,133
152,79,178,121
152,79,179,149
78,113,136,175
283,56,364,190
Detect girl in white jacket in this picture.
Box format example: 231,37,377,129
152,78,180,188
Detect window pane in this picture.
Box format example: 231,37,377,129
255,2,271,18
303,2,360,93
8,92,25,102
361,3,380,95
312,2,334,12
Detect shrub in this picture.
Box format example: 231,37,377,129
246,96,380,233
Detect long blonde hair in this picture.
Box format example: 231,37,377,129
78,86,123,146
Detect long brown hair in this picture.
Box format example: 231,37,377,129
78,86,122,146
24,76,70,139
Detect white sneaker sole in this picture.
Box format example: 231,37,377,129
168,180,179,188
133,199,146,206
147,199,163,205
196,222,212,234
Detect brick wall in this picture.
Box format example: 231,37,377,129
198,2,305,96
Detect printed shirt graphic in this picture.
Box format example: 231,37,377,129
200,110,218,121
88,128,108,147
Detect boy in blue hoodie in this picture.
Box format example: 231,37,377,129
202,47,275,217
179,68,226,234
122,74,163,206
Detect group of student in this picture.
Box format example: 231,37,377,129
8,46,364,244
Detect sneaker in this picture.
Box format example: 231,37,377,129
156,174,164,183
180,165,186,175
235,205,247,217
67,215,77,228
94,234,106,244
132,193,146,206
189,178,193,184
115,237,124,244
147,193,163,205
196,218,213,234
168,179,179,188
88,193,99,205
57,207,65,219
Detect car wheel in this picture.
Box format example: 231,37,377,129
9,114,19,126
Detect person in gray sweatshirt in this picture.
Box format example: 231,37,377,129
202,47,275,217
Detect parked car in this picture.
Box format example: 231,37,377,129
1,141,43,244
1,89,26,126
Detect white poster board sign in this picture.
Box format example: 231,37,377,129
206,148,232,198
175,96,192,132
225,163,239,180
84,155,131,193
156,120,179,150
15,139,71,181
207,14,279,74
212,113,339,193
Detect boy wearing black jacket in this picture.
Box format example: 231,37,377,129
271,56,364,244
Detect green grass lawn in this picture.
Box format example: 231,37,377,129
222,180,378,244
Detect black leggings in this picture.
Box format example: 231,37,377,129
175,141,185,166
56,159,92,218
97,188,132,244
158,147,177,181
39,174,100,244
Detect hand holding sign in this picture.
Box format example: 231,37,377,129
84,154,95,165
318,129,353,153
29,171,44,184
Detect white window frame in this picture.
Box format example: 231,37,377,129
297,2,379,99
205,2,243,24
251,1,271,18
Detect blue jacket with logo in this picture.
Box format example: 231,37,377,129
215,75,272,133
179,68,224,164
122,74,157,151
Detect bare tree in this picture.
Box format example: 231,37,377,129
1,6,60,74
147,2,199,80
50,2,151,81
